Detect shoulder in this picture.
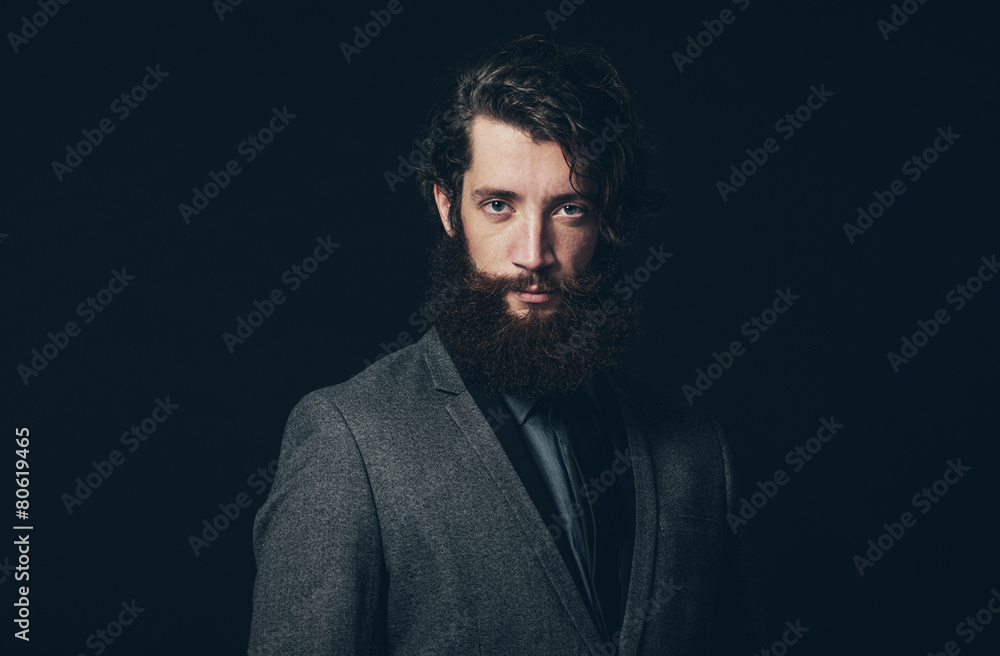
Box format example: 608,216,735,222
606,367,726,442
604,366,736,494
607,368,739,524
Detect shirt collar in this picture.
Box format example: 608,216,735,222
501,381,601,427
500,393,537,426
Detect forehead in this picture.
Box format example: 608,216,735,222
465,116,590,196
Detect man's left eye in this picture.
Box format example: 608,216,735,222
560,205,585,216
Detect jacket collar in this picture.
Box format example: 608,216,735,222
420,324,466,395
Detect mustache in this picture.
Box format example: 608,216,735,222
463,262,607,298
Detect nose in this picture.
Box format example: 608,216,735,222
510,211,556,274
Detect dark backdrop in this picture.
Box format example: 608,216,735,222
4,0,998,654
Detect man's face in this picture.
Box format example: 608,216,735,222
433,116,599,317
423,114,643,399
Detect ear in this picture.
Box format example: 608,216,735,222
433,184,455,237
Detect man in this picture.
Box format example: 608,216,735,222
248,35,763,655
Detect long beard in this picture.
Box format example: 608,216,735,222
424,230,644,398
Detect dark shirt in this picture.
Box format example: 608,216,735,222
465,373,636,645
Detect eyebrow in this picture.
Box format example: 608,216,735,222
469,187,590,206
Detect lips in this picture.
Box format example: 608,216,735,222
513,288,556,303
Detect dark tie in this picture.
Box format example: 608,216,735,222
524,395,617,641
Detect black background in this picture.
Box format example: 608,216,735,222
3,0,998,654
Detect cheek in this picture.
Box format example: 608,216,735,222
562,227,598,269
463,224,503,271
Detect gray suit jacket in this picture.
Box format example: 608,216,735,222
248,325,763,655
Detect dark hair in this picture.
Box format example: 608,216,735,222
415,34,663,246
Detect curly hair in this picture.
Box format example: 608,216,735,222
415,34,664,247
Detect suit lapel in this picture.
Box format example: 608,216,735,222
419,326,657,655
464,377,604,636
602,370,658,656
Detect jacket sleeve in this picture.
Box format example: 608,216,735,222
248,391,387,655
708,415,766,655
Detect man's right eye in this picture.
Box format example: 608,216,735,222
486,200,508,213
